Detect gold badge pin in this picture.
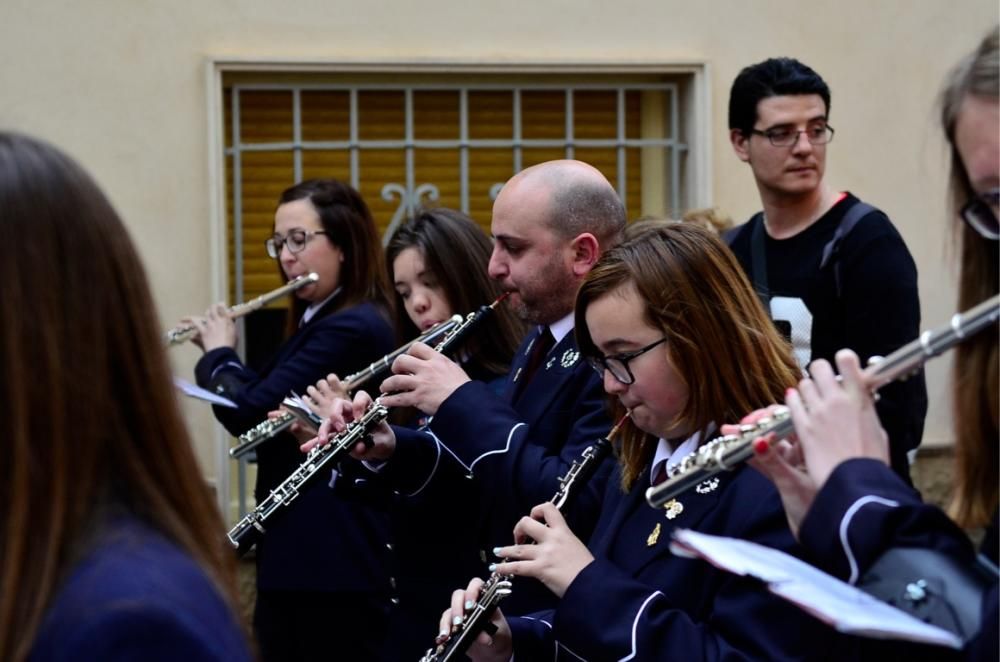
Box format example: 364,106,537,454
646,522,661,547
663,498,684,520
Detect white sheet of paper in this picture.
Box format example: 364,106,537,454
670,528,963,650
173,377,238,408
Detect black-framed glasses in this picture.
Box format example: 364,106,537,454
265,229,327,259
960,188,1000,241
749,124,835,147
586,337,667,385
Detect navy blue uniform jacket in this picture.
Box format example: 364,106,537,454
29,516,251,661
507,463,834,661
195,299,394,592
799,458,998,660
381,326,613,614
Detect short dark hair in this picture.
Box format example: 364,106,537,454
728,57,831,136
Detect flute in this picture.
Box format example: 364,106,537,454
647,294,1000,509
419,414,630,662
227,295,507,556
165,272,319,346
230,314,464,459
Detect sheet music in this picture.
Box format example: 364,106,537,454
173,377,237,408
283,392,322,433
670,528,962,650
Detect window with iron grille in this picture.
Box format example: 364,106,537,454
223,71,703,308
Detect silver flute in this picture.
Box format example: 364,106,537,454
419,414,630,662
647,294,1000,509
227,296,507,557
165,272,319,346
230,314,463,459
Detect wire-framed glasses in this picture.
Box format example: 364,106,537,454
749,124,835,147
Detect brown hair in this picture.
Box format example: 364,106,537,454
277,179,394,334
681,207,734,236
940,26,999,528
0,133,245,658
575,222,800,489
386,208,525,375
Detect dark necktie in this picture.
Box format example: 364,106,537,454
651,463,668,486
513,327,555,401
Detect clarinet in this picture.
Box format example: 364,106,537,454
230,315,463,459
647,294,1000,509
419,414,630,662
227,297,507,556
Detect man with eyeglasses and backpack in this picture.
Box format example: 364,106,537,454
724,57,928,482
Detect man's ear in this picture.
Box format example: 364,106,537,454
730,129,751,163
569,233,600,277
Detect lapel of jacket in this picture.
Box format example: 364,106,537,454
590,463,733,569
261,297,347,375
502,326,540,402
630,468,733,575
590,473,642,559
508,331,584,421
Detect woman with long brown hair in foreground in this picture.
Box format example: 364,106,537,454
0,131,251,661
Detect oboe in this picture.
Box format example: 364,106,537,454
227,296,507,556
419,414,630,662
165,272,319,346
230,314,464,459
647,294,1000,509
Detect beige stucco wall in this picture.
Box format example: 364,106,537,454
2,0,996,505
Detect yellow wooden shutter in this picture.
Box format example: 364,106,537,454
224,86,644,306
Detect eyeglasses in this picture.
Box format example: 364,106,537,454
749,124,835,147
265,229,327,259
960,188,1000,240
586,337,667,385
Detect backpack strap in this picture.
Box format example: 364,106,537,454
747,212,770,310
819,201,876,298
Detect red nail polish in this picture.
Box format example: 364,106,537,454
753,438,769,454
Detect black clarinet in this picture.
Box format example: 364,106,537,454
418,414,630,662
226,296,508,557
230,315,464,459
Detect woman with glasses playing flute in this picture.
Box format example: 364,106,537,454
304,208,525,660
184,179,396,661
747,28,998,660
0,132,251,661
436,222,840,661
